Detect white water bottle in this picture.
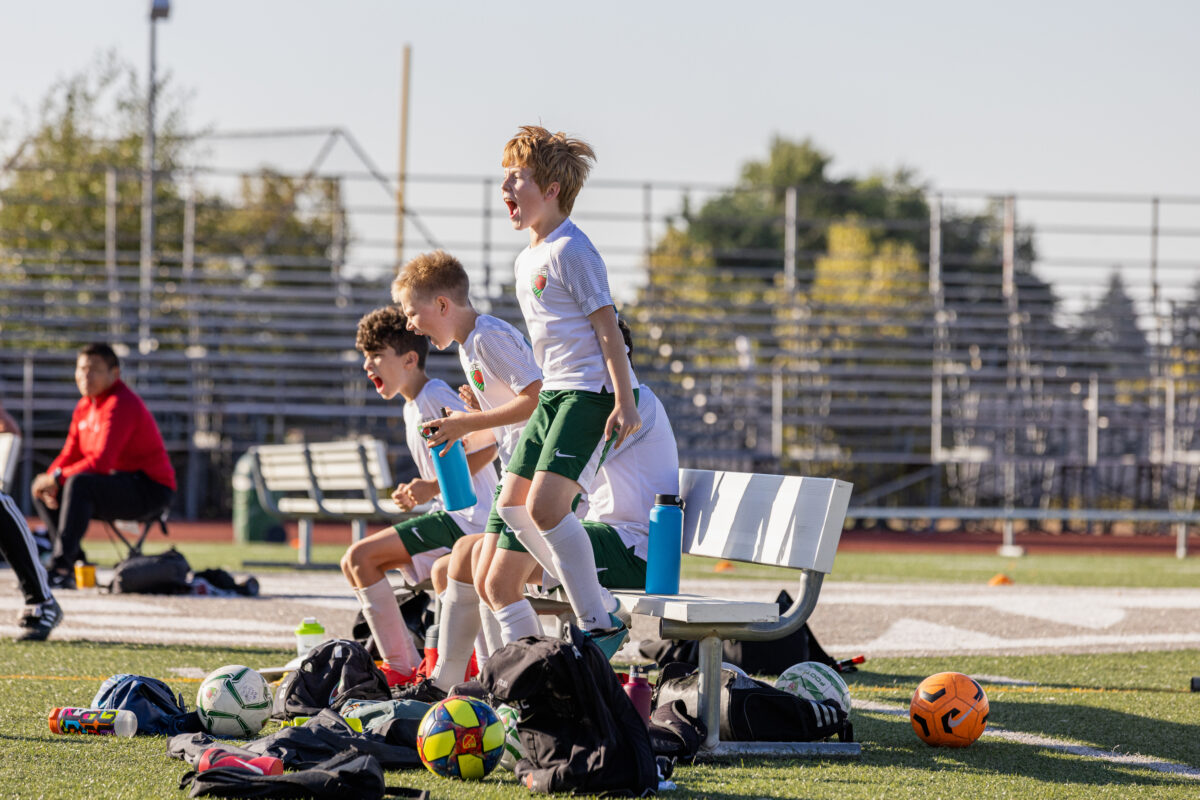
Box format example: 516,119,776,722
295,617,326,658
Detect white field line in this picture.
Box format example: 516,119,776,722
854,698,1200,779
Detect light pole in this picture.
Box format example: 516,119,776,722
140,0,170,352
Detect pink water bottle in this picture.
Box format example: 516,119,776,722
623,665,653,725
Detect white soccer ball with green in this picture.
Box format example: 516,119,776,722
495,703,525,771
197,664,273,737
775,661,851,713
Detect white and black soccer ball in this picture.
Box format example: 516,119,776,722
495,703,525,772
197,664,273,737
775,661,852,713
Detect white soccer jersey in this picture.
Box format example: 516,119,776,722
514,217,636,392
458,314,542,467
402,378,497,533
584,385,680,561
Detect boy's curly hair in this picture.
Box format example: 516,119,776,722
355,306,428,368
502,125,596,215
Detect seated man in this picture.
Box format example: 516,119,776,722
31,344,176,589
401,382,679,701
0,400,61,640
340,307,498,686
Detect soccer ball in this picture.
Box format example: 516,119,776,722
775,661,852,713
416,696,505,780
909,671,989,747
196,665,273,737
495,703,525,772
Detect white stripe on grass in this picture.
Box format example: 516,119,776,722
855,698,1200,779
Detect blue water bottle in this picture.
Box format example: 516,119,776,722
646,493,684,594
430,439,477,512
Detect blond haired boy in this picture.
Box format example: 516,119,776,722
484,124,641,657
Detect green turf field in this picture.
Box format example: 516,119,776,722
1,640,1196,799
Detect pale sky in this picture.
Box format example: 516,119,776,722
3,1,1198,308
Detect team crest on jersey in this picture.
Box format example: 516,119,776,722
470,363,485,392
531,265,549,299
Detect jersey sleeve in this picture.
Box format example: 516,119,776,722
475,328,542,395
556,239,614,317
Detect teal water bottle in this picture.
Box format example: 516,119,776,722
422,415,478,512
646,494,683,594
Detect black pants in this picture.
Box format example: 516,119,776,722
32,471,174,574
0,491,52,605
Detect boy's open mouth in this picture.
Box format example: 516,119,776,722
368,374,383,390
504,198,518,219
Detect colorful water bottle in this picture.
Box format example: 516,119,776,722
48,706,137,737
423,415,477,512
645,493,683,594
295,617,326,658
623,665,653,725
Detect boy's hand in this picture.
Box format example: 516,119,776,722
422,411,474,455
458,384,481,411
392,477,439,511
605,401,642,451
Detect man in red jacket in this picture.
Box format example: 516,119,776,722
31,343,176,589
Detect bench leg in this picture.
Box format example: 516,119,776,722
298,519,313,566
351,519,367,544
697,634,722,751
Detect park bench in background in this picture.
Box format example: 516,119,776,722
246,437,425,566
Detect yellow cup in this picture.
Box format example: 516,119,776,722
74,562,96,589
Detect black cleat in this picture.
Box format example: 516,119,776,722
16,597,62,641
392,678,448,704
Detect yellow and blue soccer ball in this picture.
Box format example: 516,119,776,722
416,696,505,779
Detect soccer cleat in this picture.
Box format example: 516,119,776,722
16,597,62,641
47,571,76,591
392,677,447,704
413,647,438,683
379,663,417,688
578,612,629,661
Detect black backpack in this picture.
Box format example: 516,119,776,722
91,673,204,735
271,639,390,720
480,627,658,796
653,662,852,743
108,547,192,594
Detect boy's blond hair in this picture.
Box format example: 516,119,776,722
356,306,429,369
391,250,471,306
502,125,596,215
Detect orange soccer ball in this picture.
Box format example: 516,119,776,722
909,671,989,747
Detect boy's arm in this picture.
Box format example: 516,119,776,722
588,305,640,449
466,443,499,474
423,381,542,451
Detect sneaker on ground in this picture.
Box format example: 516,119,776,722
578,612,629,661
392,678,447,704
47,571,76,591
379,663,417,688
16,597,62,641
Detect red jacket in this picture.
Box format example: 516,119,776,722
48,379,176,491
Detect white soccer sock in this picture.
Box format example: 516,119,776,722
479,601,503,658
541,513,611,631
431,578,482,692
473,631,489,670
499,504,556,576
493,599,541,644
355,579,419,672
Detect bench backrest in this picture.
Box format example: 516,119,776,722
680,468,852,573
0,432,19,495
254,439,393,493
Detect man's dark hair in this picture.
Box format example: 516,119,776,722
355,306,429,368
79,343,119,370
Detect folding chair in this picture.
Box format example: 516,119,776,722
101,506,171,560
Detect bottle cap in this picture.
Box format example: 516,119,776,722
654,494,682,506
296,617,324,635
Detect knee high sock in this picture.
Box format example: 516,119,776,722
431,578,482,692
478,601,503,658
541,513,610,631
493,599,541,644
355,579,419,673
502,504,619,618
